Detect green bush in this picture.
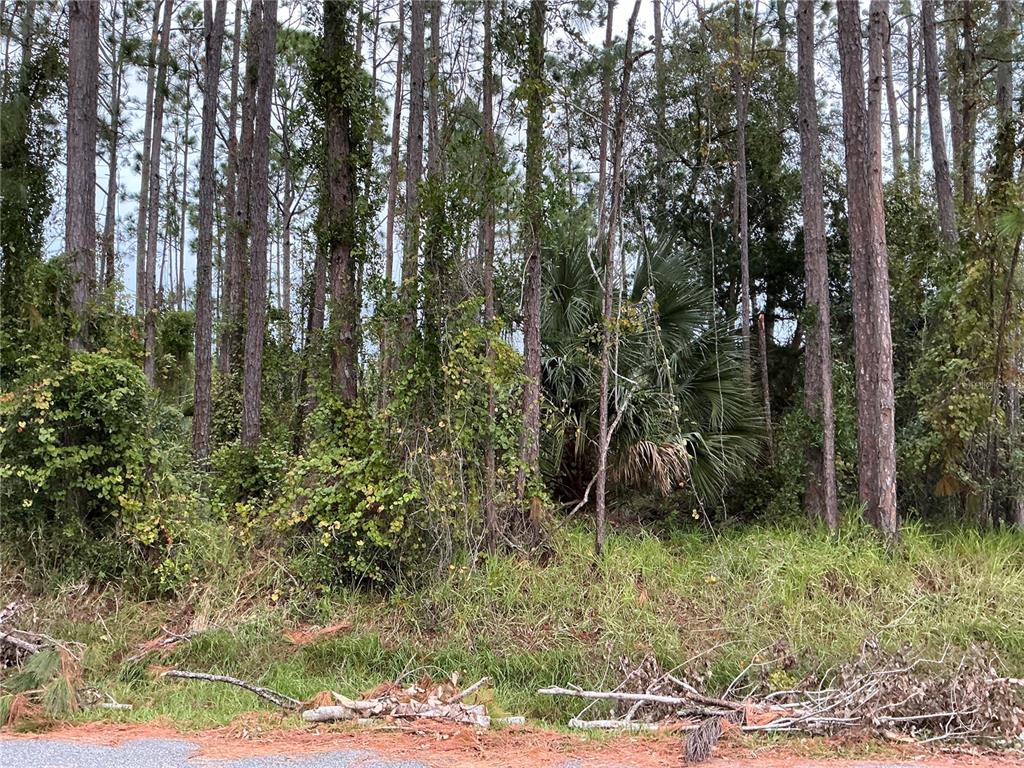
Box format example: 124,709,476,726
271,399,419,587
0,352,194,586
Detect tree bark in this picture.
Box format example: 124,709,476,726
400,0,425,343
177,77,191,311
596,1,615,235
993,0,1016,186
241,0,277,448
883,13,902,179
192,0,227,461
796,0,839,532
384,1,404,292
516,0,546,535
324,0,359,403
733,0,752,364
838,0,898,540
595,0,641,559
481,0,499,551
959,1,977,209
943,0,963,196
218,3,243,375
101,3,128,288
921,0,957,245
66,0,100,350
143,0,174,383
136,0,161,315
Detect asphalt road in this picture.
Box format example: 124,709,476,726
0,737,977,768
0,738,432,768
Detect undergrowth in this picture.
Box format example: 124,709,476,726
3,519,1022,729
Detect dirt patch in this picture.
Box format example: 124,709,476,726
282,622,353,646
2,719,1020,768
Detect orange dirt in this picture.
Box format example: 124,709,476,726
2,718,1021,767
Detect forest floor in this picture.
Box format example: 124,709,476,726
2,719,1022,768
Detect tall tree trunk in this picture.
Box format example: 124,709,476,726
282,172,292,320
421,0,444,345
596,0,641,558
143,0,174,384
596,0,615,235
66,0,100,350
230,5,259,378
922,0,957,244
943,0,963,196
218,3,243,375
481,0,499,551
516,0,546,536
959,1,977,209
241,0,277,448
652,0,665,206
178,80,191,311
136,0,161,315
324,0,359,403
883,17,902,179
733,0,752,364
400,0,425,343
993,0,1016,186
838,0,898,540
384,1,404,291
192,0,227,461
102,4,128,288
796,0,839,532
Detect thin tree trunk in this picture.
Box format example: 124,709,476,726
596,0,615,235
102,4,128,288
922,0,957,244
66,0,100,350
959,1,977,209
178,79,191,310
282,172,292,319
400,0,425,343
136,0,161,315
143,0,174,384
384,1,404,290
192,0,227,461
913,34,923,185
993,0,1016,186
218,3,243,375
653,0,665,198
883,17,902,179
796,0,839,532
230,4,259,378
868,0,899,538
733,0,752,363
596,0,641,558
241,0,277,448
758,311,773,452
324,0,359,403
515,0,546,536
481,0,499,551
943,0,963,196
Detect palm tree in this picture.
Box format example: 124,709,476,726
541,233,762,508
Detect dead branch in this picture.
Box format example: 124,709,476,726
0,630,45,655
449,676,489,704
539,685,690,706
162,669,301,710
568,718,665,731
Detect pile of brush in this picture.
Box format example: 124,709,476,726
300,675,493,727
539,648,1024,763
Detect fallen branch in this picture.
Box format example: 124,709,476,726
449,676,489,704
0,630,45,655
568,718,664,731
539,685,689,706
162,670,301,710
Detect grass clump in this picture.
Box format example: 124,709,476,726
3,519,1021,729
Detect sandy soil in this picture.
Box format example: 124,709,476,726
2,718,1021,768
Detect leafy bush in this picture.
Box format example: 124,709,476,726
0,352,194,586
271,399,419,586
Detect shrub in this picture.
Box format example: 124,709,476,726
271,399,419,587
0,352,194,586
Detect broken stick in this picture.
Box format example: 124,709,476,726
162,670,301,710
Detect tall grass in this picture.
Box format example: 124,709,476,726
9,519,1022,728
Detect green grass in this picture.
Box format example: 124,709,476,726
9,519,1023,729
